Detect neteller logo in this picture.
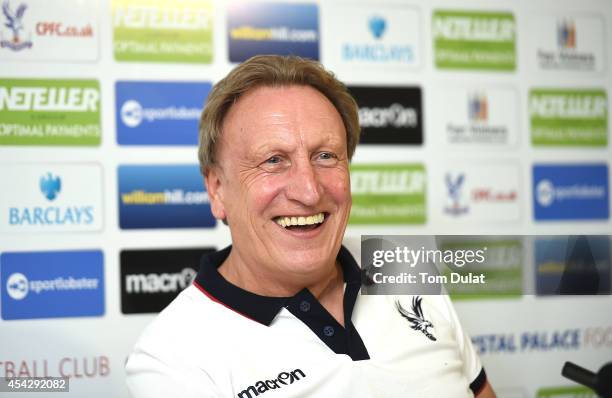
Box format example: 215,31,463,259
120,99,200,128
237,369,306,398
125,267,195,294
0,1,32,51
352,170,425,195
0,85,99,112
5,272,99,301
536,179,605,207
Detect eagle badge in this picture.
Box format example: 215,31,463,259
396,296,437,341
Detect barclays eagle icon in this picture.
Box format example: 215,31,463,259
40,172,61,201
369,16,386,39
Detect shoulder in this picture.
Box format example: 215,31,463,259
128,285,236,368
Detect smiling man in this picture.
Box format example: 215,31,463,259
126,55,495,398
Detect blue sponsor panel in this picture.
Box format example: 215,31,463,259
227,3,319,62
533,164,609,220
118,165,216,229
1,250,105,320
535,236,611,295
116,81,211,145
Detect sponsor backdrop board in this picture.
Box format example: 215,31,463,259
115,81,211,145
0,0,611,397
0,0,99,62
112,0,214,63
120,248,215,314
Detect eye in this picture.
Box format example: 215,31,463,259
259,155,288,172
315,151,338,162
266,156,281,164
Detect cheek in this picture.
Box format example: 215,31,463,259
243,177,286,215
322,170,351,206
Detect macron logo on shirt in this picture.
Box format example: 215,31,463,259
237,369,306,398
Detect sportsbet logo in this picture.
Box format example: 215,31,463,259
350,164,426,224
433,10,516,71
112,0,213,63
529,89,607,146
0,79,101,146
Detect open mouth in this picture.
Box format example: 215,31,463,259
274,212,327,232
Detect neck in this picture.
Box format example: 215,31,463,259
218,248,346,326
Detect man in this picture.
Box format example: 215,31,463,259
126,55,495,398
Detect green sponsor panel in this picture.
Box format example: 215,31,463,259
537,386,596,398
0,79,101,146
113,0,213,63
433,10,516,71
440,239,522,299
349,164,426,225
530,89,608,147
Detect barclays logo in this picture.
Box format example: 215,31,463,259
342,14,414,63
8,172,94,226
369,16,386,39
0,164,102,232
40,172,61,201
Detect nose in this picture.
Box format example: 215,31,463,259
285,158,322,206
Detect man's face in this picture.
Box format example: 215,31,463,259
206,85,351,282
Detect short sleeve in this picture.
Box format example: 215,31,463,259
126,345,221,398
440,295,487,395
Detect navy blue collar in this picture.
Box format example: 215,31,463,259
194,245,362,326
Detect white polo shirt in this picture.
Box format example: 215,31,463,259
126,246,487,398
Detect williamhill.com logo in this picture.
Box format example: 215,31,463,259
227,2,319,62
237,369,306,398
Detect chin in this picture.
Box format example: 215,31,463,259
276,248,336,274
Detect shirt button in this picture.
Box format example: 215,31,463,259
323,326,335,337
299,300,311,312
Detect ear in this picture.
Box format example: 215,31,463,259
204,167,227,222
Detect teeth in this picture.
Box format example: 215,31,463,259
275,213,325,228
